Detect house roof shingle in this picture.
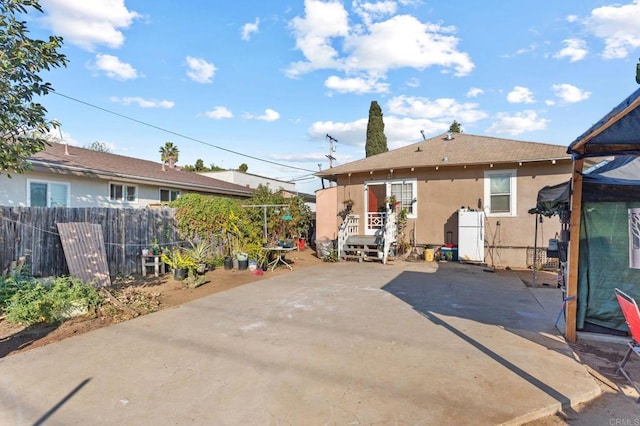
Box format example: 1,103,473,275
316,133,571,178
30,143,253,196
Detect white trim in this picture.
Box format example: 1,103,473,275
387,179,418,218
364,178,418,218
159,188,181,203
27,179,71,207
109,182,139,204
483,169,517,217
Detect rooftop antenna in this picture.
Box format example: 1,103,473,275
325,134,337,168
420,129,426,140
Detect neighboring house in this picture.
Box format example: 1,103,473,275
200,170,295,193
0,143,253,208
201,170,316,213
315,132,573,268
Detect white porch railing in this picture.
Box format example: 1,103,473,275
366,212,386,235
382,211,397,264
337,211,397,264
338,214,359,259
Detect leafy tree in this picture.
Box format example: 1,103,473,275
0,0,68,175
182,159,226,172
194,159,205,171
159,141,179,166
365,101,388,157
449,120,462,133
84,141,111,153
238,163,248,173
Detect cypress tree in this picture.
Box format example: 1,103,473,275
365,101,389,157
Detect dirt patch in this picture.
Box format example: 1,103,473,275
0,248,325,358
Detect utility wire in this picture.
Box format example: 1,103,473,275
52,91,318,174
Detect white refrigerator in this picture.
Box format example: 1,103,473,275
458,209,485,262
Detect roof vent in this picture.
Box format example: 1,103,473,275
445,132,453,140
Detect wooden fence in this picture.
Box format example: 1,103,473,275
0,207,178,280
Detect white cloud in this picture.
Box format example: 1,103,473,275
566,15,578,23
91,54,138,80
352,0,397,26
308,116,451,148
110,96,174,108
241,18,260,41
343,15,474,76
586,1,640,59
307,99,476,149
308,118,367,147
41,0,140,50
406,77,420,88
44,127,79,146
205,106,234,119
286,1,474,81
551,83,591,103
507,86,535,104
186,56,217,83
486,110,549,135
554,38,588,62
324,75,389,94
245,108,280,122
287,0,350,77
386,95,488,124
466,87,484,98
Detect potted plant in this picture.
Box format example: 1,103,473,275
151,237,161,255
386,195,398,210
185,240,211,274
162,248,197,280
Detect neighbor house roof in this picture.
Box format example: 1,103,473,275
316,133,571,179
29,143,253,197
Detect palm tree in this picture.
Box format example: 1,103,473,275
159,141,179,168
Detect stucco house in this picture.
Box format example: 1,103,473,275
0,143,253,208
315,132,573,268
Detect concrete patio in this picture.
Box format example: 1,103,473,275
0,260,600,425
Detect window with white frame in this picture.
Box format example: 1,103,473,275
110,183,137,202
160,188,181,203
484,170,517,216
389,180,417,216
28,180,70,207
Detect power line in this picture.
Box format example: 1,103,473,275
52,91,317,173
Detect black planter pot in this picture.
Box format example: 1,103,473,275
238,259,249,271
260,262,269,272
173,268,187,281
223,257,233,270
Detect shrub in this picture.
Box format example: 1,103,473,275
4,276,102,326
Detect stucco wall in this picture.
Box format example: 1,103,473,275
0,171,183,208
331,161,572,268
314,186,338,243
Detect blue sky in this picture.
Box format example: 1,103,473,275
29,0,640,194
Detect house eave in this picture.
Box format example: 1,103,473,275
29,161,253,197
317,157,572,179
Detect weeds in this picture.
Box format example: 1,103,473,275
3,276,102,326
